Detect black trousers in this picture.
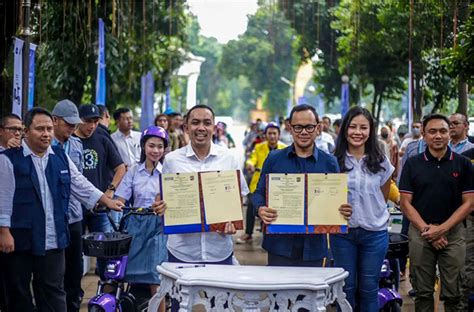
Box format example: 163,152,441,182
0,253,8,311
245,193,255,235
4,249,66,312
64,221,84,312
267,252,324,267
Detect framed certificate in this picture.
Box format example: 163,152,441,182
161,172,202,234
307,173,348,234
200,170,243,231
265,173,348,234
162,170,244,234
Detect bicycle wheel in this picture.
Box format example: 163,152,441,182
89,305,105,312
381,301,401,312
120,292,138,312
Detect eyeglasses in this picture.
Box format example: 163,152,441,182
291,124,317,133
449,121,464,127
2,127,23,134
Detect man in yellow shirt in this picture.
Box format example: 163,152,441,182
237,122,287,244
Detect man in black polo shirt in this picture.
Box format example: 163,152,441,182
400,114,474,312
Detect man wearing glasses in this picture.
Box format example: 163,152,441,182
51,99,87,312
0,113,22,311
0,114,23,151
253,104,352,266
449,113,474,154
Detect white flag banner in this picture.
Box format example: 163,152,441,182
12,38,24,116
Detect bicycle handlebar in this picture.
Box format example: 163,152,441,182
94,205,155,214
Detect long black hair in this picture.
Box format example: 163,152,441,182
335,106,385,174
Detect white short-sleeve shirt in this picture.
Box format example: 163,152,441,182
162,143,249,263
345,153,395,231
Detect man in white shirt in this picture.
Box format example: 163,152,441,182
399,121,422,156
315,130,335,154
111,107,141,167
449,113,474,154
0,113,22,311
162,104,249,265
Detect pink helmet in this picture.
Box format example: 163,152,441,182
140,126,168,148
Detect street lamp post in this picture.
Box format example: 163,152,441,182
280,76,294,117
341,75,349,117
20,0,31,117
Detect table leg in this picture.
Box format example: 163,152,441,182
148,276,173,311
333,281,352,312
179,286,194,312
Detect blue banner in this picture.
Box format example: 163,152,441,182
341,82,349,117
28,43,37,110
96,18,106,105
140,71,155,130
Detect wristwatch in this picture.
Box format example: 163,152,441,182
107,184,116,191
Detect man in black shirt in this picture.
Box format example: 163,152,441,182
400,114,474,312
74,104,126,279
74,105,125,195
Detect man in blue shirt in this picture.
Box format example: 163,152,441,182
52,99,87,312
253,104,352,266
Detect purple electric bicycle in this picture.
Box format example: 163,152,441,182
83,206,155,312
378,233,409,312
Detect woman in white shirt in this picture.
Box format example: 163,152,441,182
331,107,394,311
114,126,168,311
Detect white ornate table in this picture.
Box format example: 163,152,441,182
148,262,351,312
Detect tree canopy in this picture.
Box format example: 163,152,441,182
280,0,472,121
33,0,188,111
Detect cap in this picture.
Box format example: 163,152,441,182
163,107,176,116
78,104,100,120
264,122,280,133
216,121,226,130
52,99,82,124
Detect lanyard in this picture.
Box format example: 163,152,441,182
52,138,70,154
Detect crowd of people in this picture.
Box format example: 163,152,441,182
0,100,472,312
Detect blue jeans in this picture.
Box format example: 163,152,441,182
331,228,388,311
83,212,112,280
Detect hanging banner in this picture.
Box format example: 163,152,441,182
407,61,413,132
341,82,349,117
28,43,37,110
96,18,106,106
140,71,155,130
12,38,24,116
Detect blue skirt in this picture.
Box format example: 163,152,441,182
122,214,168,284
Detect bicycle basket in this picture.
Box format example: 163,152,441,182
82,232,132,258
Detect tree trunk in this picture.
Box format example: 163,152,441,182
371,90,378,117
432,92,443,113
455,1,470,115
456,77,468,115
413,74,423,120
375,88,384,125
